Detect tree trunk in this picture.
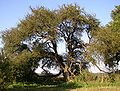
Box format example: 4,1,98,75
63,66,70,81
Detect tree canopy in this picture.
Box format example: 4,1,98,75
2,4,99,81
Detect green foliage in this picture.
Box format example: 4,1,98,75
58,72,120,88
87,5,120,71
110,5,120,32
2,3,100,82
0,49,11,89
87,28,120,68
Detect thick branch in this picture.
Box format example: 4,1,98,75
93,63,108,73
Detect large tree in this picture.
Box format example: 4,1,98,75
2,4,99,81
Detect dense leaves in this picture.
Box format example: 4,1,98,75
2,4,99,82
0,49,11,89
87,5,120,72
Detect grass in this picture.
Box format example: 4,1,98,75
4,81,120,91
3,72,120,91
5,86,120,91
70,87,120,91
58,81,120,88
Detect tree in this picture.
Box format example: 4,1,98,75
0,49,10,89
2,4,99,81
87,5,120,72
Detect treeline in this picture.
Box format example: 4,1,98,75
0,4,120,89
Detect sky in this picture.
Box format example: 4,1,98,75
0,0,120,73
0,0,120,31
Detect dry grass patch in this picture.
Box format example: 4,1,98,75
68,87,120,91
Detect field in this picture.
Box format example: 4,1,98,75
4,73,120,91
5,81,120,91
6,87,120,91
71,87,120,91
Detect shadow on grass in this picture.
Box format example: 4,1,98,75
5,87,67,91
3,82,82,91
4,87,79,91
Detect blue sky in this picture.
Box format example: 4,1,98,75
0,0,120,48
0,0,120,31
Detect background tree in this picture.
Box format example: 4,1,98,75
2,4,99,81
87,5,120,73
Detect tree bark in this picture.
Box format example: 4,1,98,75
63,66,70,81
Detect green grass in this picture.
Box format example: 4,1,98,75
58,81,120,88
4,81,120,91
71,87,120,91
5,86,120,91
4,72,120,91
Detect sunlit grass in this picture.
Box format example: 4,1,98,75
6,87,120,91
6,81,120,91
5,72,120,91
70,87,120,91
